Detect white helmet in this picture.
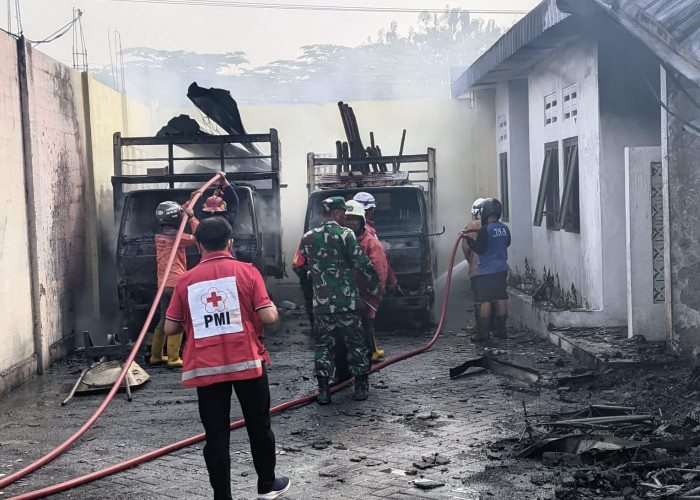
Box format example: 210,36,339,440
353,192,376,209
471,198,486,216
344,200,366,221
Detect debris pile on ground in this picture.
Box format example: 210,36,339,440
484,362,700,499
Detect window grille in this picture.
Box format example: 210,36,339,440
563,84,578,120
498,115,508,143
545,92,558,125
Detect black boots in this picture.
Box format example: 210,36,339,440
473,316,491,342
317,378,331,405
493,315,507,339
319,375,370,402
354,374,369,401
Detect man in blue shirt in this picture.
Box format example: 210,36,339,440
463,198,511,341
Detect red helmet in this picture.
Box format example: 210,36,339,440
202,196,227,213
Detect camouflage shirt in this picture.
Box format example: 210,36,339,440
294,220,381,314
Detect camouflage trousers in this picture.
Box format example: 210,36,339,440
314,312,370,380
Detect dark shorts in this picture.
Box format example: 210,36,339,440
475,270,508,302
469,276,480,303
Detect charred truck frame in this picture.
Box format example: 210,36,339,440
305,147,438,325
112,130,283,339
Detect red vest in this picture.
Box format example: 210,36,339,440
166,252,272,387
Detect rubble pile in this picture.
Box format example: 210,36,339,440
486,361,700,499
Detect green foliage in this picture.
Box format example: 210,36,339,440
91,8,504,106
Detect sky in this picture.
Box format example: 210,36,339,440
5,0,540,70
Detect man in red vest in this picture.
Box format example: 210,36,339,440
164,217,290,500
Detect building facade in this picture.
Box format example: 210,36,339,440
453,0,700,353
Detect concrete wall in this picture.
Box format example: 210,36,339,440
0,33,159,395
625,146,664,341
662,70,700,356
527,35,603,309
0,33,36,392
598,25,661,323
498,80,532,273
85,79,155,320
19,40,90,371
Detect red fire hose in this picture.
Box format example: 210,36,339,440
3,210,464,500
0,174,221,492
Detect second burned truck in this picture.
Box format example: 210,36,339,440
303,147,441,326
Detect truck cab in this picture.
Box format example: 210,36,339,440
117,186,262,336
304,148,437,325
112,129,283,339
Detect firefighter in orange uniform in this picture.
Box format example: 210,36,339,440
150,201,199,368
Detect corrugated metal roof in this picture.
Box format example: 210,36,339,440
633,0,700,58
595,0,700,83
451,0,569,96
452,0,700,95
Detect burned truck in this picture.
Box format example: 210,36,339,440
304,148,439,326
112,127,284,339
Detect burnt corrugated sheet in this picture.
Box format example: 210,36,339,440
635,0,700,60
596,0,700,83
451,0,568,96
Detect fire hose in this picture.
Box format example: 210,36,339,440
2,191,463,500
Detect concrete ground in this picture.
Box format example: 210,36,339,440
1,269,698,500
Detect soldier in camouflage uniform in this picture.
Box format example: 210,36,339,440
293,196,381,404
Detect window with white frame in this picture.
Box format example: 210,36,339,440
563,84,578,120
497,115,508,143
544,92,558,125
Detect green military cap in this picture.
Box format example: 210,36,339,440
322,196,347,212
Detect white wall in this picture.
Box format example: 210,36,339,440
85,78,156,319
527,35,603,310
625,146,665,341
497,80,533,273
0,32,35,388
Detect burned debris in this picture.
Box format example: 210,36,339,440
511,380,698,499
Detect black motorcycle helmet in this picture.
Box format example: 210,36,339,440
155,201,184,226
480,198,503,224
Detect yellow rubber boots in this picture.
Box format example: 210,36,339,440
166,333,184,368
149,328,168,364
371,338,385,362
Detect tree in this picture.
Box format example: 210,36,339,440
91,9,503,106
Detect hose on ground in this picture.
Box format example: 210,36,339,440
0,174,222,492
5,224,464,500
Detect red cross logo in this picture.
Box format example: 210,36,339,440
206,291,223,308
201,287,228,313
